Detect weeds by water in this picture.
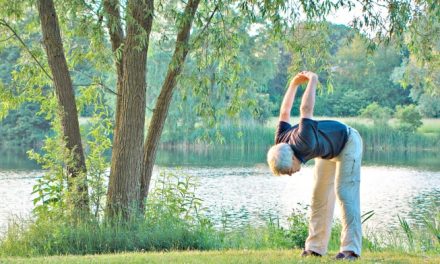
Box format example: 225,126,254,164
0,171,439,257
161,121,440,151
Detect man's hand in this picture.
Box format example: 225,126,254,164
302,71,318,81
290,72,308,86
290,71,318,87
299,71,318,119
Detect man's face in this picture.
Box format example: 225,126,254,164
287,155,302,175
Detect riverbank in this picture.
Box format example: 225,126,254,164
2,249,439,263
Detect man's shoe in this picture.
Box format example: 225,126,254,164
301,250,322,257
335,251,359,261
335,252,346,259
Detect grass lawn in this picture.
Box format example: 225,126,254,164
418,118,440,134
1,249,439,264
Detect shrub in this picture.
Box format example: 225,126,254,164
359,102,393,126
395,104,423,132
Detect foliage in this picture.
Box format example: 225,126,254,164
349,122,439,151
27,87,112,219
359,102,393,126
161,119,440,152
0,170,219,256
0,4,436,149
318,35,411,117
392,57,440,117
287,22,335,93
395,104,423,132
0,102,50,148
145,170,209,228
0,0,439,252
284,205,309,248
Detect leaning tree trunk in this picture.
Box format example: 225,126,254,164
106,0,154,220
140,0,201,213
38,0,89,213
103,0,124,136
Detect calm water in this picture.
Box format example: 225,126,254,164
0,148,439,231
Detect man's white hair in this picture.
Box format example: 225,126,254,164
267,143,293,175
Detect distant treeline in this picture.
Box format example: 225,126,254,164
1,23,439,149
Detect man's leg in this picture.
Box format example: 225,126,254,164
335,129,363,256
305,158,336,255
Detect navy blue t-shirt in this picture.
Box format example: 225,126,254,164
275,118,349,163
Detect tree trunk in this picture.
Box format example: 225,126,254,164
106,0,154,219
140,0,201,212
37,0,89,213
103,0,124,134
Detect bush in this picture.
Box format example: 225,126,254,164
395,104,423,132
359,102,393,126
0,171,222,257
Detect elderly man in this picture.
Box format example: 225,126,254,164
267,71,363,260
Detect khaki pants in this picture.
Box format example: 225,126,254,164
305,127,363,256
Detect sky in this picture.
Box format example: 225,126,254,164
327,3,363,26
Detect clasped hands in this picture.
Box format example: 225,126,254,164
290,71,318,87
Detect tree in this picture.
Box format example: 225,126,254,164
359,102,393,126
395,104,423,132
103,0,155,218
37,0,89,214
0,102,50,148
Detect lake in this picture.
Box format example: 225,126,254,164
1,148,439,232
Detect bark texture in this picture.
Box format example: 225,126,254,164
103,0,124,131
140,0,201,212
106,0,154,219
38,0,89,212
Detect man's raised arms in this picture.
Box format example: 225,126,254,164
299,71,318,119
279,71,317,122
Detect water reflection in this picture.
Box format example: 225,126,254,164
0,149,39,170
408,189,440,226
2,147,438,171
155,147,440,171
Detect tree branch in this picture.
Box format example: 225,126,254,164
0,19,53,81
192,4,219,44
103,0,125,54
71,70,120,96
73,82,120,96
0,34,14,42
140,0,201,209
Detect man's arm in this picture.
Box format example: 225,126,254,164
279,73,308,122
300,72,318,119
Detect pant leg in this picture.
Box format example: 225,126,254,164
334,128,363,256
305,158,337,255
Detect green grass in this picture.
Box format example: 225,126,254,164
2,249,440,264
418,118,440,134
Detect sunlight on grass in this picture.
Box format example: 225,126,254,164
419,118,440,134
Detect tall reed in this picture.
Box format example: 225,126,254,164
161,121,440,151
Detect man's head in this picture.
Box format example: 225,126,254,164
267,143,301,176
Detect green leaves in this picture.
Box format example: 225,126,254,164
145,170,209,226
395,104,423,132
287,22,334,94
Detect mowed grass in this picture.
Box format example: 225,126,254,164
1,249,439,264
